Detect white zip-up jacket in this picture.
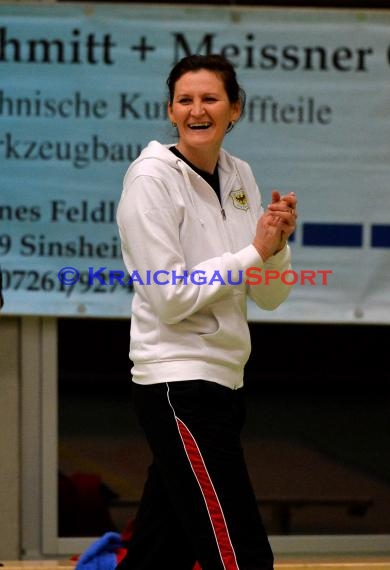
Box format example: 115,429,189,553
117,140,293,389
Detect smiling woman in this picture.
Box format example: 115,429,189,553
114,53,297,570
167,68,241,173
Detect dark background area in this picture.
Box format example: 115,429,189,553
58,318,389,395
58,318,390,486
58,318,390,536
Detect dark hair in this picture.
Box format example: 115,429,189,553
166,54,246,113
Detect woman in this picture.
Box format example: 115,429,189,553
116,54,297,570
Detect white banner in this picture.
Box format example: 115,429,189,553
0,4,389,322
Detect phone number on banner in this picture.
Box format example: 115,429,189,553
0,268,134,298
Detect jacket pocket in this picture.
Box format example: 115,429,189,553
199,294,251,366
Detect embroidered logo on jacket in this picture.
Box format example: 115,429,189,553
230,189,249,211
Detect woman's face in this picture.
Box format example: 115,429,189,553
168,69,241,160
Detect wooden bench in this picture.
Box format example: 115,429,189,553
256,496,374,534
111,495,373,535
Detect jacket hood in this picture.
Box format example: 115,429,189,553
130,140,179,170
129,140,237,175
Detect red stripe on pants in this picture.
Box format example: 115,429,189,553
176,417,239,570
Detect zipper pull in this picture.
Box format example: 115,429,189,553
221,208,226,220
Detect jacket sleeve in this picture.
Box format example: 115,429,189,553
117,174,268,325
247,243,293,310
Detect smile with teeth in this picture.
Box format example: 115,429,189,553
188,122,212,129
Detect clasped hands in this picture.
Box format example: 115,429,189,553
253,190,297,262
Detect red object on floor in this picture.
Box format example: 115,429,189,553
59,472,117,537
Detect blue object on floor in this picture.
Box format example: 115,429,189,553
76,532,123,570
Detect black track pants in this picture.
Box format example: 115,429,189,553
116,380,274,570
